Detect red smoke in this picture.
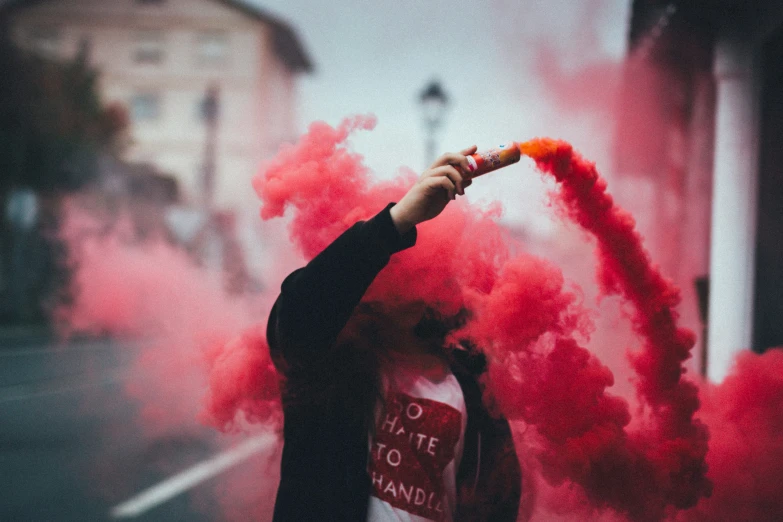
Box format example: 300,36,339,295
493,138,711,520
682,349,783,522
250,121,712,520
253,115,511,316
60,118,783,521
55,206,258,433
200,326,281,431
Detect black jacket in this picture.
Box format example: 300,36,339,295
267,204,521,522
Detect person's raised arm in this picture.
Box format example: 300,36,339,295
267,146,477,369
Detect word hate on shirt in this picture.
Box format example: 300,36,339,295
377,405,440,457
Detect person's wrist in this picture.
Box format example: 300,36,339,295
390,203,415,234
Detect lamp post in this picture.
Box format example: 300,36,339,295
419,80,449,167
198,83,221,270
201,83,220,210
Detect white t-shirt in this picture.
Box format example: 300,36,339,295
366,360,467,522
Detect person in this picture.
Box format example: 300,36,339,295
267,146,522,522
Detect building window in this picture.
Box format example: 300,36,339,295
131,93,161,122
197,31,228,66
134,30,164,64
27,26,62,58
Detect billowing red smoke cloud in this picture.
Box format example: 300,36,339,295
201,326,281,431
681,349,783,522
57,200,283,518
60,117,783,521
56,205,262,433
249,120,712,520
253,115,513,316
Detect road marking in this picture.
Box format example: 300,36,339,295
110,433,276,518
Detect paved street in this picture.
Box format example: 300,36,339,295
0,334,279,521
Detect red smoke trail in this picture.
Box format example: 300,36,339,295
483,138,710,520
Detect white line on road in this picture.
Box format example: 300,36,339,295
110,433,277,518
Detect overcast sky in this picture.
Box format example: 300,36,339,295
1,0,632,229
251,0,631,229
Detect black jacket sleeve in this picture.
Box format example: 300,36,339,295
266,203,416,371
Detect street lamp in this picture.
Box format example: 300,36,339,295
200,83,220,210
419,80,450,167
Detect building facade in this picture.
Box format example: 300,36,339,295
4,0,311,209
619,0,783,382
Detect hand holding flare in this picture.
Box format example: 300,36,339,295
462,139,566,179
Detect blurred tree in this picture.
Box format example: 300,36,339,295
0,32,129,324
0,34,128,195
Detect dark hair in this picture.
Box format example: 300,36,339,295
335,302,485,434
413,306,471,346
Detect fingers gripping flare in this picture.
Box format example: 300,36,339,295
390,146,476,233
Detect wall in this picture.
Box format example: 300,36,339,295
9,0,294,209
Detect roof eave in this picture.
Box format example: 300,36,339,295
0,0,314,73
